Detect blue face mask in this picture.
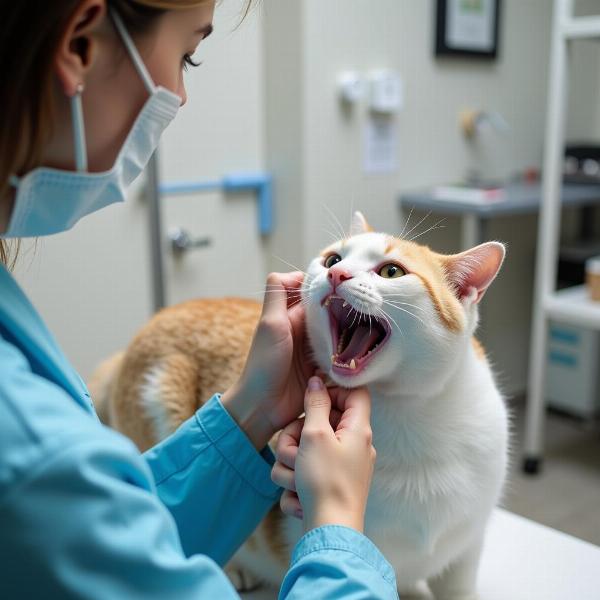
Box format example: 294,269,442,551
1,10,181,239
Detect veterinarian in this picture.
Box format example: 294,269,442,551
0,1,398,598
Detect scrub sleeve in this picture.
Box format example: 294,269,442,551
0,336,398,599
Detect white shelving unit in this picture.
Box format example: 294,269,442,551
545,285,600,329
524,0,600,474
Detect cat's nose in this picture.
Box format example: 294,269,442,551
328,267,353,291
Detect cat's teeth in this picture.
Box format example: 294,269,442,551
331,354,336,363
324,297,331,307
349,359,357,370
342,301,348,308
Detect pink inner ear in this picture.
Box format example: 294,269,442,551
448,242,505,304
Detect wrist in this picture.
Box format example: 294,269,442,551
305,505,365,534
221,383,275,451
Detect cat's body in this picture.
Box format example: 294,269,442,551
91,297,262,450
90,213,508,599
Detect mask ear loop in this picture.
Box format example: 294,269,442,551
71,83,88,173
109,9,156,95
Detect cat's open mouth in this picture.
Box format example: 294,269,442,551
322,294,390,376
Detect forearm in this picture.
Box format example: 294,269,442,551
144,394,281,565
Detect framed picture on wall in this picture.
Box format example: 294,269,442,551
435,0,501,59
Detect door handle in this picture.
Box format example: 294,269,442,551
168,227,212,255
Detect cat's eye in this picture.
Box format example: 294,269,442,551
324,253,342,268
378,263,405,279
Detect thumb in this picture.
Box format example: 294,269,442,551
335,387,372,435
303,376,333,431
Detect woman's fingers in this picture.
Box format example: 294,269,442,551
332,386,372,434
303,376,333,433
271,461,296,491
275,409,340,471
329,407,342,431
280,490,303,519
276,417,303,469
280,271,305,310
261,271,305,320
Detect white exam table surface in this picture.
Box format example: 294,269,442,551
242,508,600,600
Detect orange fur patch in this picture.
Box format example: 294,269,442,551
320,245,338,257
472,337,487,361
384,238,395,255
262,506,289,565
385,238,465,333
100,297,262,451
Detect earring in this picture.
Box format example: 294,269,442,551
75,82,85,96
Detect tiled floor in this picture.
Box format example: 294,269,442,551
502,398,600,546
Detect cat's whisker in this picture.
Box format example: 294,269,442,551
270,255,311,277
381,300,425,325
322,204,347,242
380,308,404,337
408,218,447,242
239,291,306,301
399,206,414,239
382,298,426,312
384,293,417,297
383,306,426,323
382,299,427,313
322,227,342,244
289,297,311,309
258,288,306,293
402,210,432,240
374,306,404,338
349,193,355,239
251,288,306,296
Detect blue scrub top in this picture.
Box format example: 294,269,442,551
0,263,398,599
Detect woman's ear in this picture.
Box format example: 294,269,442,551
54,0,106,97
444,242,506,304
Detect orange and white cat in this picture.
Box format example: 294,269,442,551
90,212,508,599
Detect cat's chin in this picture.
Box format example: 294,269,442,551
324,364,380,389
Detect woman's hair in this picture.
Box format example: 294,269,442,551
0,0,247,268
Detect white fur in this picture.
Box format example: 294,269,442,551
238,228,508,598
139,365,176,442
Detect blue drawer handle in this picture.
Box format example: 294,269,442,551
549,328,579,345
549,350,578,368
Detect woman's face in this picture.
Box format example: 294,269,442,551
46,1,216,173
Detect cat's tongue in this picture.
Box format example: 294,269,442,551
339,325,379,363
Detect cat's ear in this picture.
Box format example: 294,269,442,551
350,211,373,236
444,242,505,304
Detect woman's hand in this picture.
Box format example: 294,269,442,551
272,377,376,534
221,272,316,450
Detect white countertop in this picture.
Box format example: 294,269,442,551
242,508,600,600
